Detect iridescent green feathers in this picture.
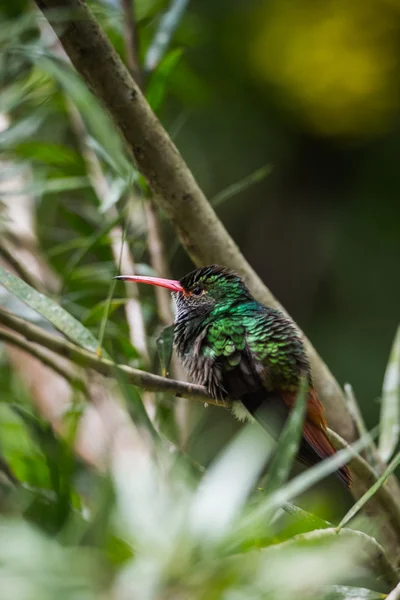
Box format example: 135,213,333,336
175,265,309,395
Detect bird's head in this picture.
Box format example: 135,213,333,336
115,264,253,320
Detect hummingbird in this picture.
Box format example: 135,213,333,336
115,264,351,488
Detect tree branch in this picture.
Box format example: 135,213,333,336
0,241,48,294
0,325,87,392
0,307,226,406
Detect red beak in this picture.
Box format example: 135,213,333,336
114,274,184,293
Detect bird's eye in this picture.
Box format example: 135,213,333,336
192,286,203,296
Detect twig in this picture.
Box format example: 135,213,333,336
121,0,142,86
344,383,380,469
328,429,400,538
0,308,224,405
338,452,400,532
0,325,87,393
143,199,174,325
0,241,47,294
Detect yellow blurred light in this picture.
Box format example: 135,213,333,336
249,0,400,136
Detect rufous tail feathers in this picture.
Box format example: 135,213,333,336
283,388,352,488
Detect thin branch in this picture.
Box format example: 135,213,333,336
0,325,87,392
0,308,225,406
121,0,142,86
0,241,47,294
328,429,400,539
344,383,380,469
143,199,174,325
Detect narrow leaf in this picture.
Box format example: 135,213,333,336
35,53,134,180
338,450,400,530
210,165,271,208
378,326,400,463
146,49,183,112
190,422,275,543
262,375,308,494
0,267,102,354
144,0,190,72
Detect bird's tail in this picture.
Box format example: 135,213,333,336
300,420,351,488
242,387,352,488
280,388,351,488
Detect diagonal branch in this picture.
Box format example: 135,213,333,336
0,308,220,405
33,0,353,444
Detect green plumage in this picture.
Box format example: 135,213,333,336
173,265,310,401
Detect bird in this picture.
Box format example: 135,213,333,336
115,264,351,488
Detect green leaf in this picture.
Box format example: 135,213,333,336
210,165,272,208
0,266,103,354
261,375,308,495
82,299,128,326
378,326,400,463
14,141,83,168
189,422,275,543
156,324,175,377
282,502,331,530
0,176,91,197
98,177,128,214
323,585,386,599
146,49,183,112
35,54,135,181
0,113,46,149
337,450,400,530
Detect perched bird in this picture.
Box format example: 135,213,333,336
115,265,351,488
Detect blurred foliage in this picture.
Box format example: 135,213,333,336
0,0,399,598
